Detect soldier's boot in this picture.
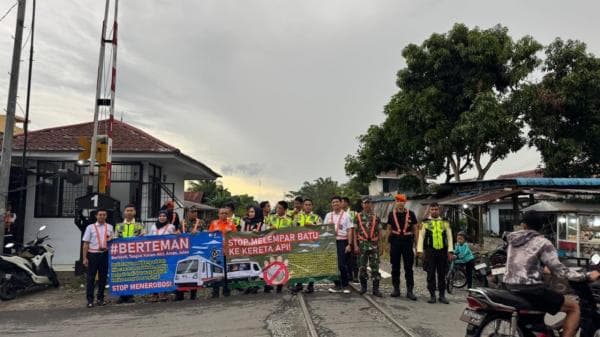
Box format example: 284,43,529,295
372,280,383,297
427,290,436,304
359,278,368,295
438,290,449,304
390,279,400,297
406,286,417,301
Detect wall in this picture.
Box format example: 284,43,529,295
368,179,383,196
486,203,514,235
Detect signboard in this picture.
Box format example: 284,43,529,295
109,232,223,295
224,225,338,289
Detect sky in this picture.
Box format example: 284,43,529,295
0,0,599,202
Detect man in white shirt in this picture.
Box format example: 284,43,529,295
324,196,354,294
82,209,114,308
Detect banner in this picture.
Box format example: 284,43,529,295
109,232,223,296
224,224,338,289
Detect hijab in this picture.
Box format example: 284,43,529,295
156,210,169,229
243,206,264,231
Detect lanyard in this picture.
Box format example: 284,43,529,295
158,224,171,235
93,223,107,250
332,211,344,236
357,213,377,241
392,209,411,234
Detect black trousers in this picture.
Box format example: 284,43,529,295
336,240,349,287
86,252,108,303
425,248,448,295
389,236,414,289
346,252,358,281
463,260,475,289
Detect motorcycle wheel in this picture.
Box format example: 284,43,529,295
49,270,60,288
452,268,467,289
0,279,18,300
476,316,525,337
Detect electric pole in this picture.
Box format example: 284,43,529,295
0,0,27,251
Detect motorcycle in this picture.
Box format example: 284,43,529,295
0,225,59,300
461,253,600,337
447,254,490,294
487,232,509,288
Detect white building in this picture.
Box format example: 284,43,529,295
7,120,219,266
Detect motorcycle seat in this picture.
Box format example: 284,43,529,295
478,288,534,310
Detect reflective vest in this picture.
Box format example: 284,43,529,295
356,212,380,242
271,215,293,229
297,212,322,226
115,220,144,238
422,219,449,250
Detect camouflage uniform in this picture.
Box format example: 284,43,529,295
355,212,382,295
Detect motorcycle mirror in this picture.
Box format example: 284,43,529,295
4,242,14,249
591,254,600,266
38,225,47,232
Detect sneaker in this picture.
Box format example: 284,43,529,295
328,286,343,293
304,286,315,294
96,300,107,306
87,302,94,308
342,287,351,294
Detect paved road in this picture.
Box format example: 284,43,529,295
0,285,469,337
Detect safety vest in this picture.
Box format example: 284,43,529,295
115,220,143,238
422,219,449,250
356,212,379,242
391,209,414,236
271,215,293,229
297,212,321,226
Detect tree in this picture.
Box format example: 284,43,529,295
519,38,600,177
187,180,257,217
347,23,541,184
287,177,365,217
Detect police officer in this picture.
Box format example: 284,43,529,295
114,204,144,304
354,197,382,297
287,196,304,223
387,194,418,300
292,198,323,294
225,203,243,232
417,202,454,304
260,201,273,229
82,209,114,308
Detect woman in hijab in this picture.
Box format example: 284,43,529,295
240,206,263,294
149,210,175,236
242,206,264,232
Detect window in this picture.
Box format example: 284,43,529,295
382,178,401,193
498,209,519,233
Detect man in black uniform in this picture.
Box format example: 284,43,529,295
387,194,418,300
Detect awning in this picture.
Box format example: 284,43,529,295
183,200,217,211
521,201,600,214
426,189,522,206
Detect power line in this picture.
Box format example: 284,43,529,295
21,26,31,49
0,2,17,22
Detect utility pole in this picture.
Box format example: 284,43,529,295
0,0,27,251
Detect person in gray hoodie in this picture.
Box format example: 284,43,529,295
504,211,600,337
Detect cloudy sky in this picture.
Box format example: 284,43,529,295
1,0,598,202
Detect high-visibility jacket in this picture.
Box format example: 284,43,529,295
417,218,454,252
296,212,322,226
115,220,144,238
271,215,293,229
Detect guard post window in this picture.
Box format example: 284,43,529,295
35,161,87,218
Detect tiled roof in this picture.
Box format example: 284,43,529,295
11,119,178,153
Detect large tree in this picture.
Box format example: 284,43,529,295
187,180,257,217
347,23,541,184
287,177,365,216
519,39,600,177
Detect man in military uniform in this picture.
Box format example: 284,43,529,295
354,197,382,297
114,204,144,304
417,202,454,304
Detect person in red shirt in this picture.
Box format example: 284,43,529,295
209,208,237,298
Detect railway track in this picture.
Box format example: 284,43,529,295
296,285,418,337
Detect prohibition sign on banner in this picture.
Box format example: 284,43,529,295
263,261,290,285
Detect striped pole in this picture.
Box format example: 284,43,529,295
106,0,118,194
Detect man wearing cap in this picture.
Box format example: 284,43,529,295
417,202,454,304
387,194,418,300
183,206,205,233
354,197,383,296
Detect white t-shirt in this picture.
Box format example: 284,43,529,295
149,223,175,236
324,210,354,240
82,222,114,253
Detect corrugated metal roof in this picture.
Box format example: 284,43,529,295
435,189,521,206
516,178,600,187
522,201,600,213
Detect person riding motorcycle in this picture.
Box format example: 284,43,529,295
504,211,600,337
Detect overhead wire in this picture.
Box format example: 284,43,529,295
0,2,17,23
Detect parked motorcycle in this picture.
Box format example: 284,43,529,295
487,232,509,288
461,253,600,337
0,226,59,300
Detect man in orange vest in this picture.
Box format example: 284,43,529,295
209,208,237,298
387,194,418,300
353,197,383,296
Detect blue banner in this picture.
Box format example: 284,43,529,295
109,232,223,296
